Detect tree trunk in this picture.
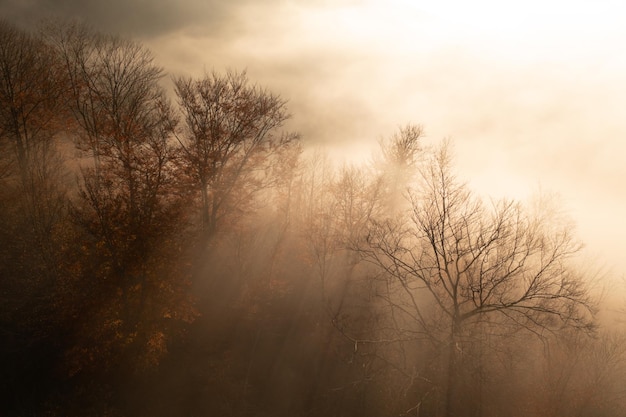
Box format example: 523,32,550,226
445,324,459,417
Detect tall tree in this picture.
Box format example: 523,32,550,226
173,70,298,237
0,20,68,310
359,142,596,417
0,21,77,416
46,23,196,378
0,20,69,259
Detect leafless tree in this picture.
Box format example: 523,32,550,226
374,123,423,213
533,330,626,417
359,141,596,417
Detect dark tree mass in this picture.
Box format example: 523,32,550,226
0,20,623,417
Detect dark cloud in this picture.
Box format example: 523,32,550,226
0,0,363,39
0,0,244,38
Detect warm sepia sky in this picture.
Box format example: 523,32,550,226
3,0,626,285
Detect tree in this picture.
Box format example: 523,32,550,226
375,123,423,212
285,130,426,416
45,23,196,379
533,330,626,417
0,20,67,180
0,21,80,416
173,70,298,237
0,20,69,265
359,142,596,417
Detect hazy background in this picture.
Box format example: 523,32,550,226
3,0,625,287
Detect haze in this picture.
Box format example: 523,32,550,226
3,1,626,416
8,0,622,275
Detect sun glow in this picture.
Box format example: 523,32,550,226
230,0,626,235
296,0,626,66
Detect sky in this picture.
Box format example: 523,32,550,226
2,0,626,289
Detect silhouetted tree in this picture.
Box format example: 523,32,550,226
0,21,78,416
359,141,596,417
45,23,197,382
173,70,298,237
0,20,69,266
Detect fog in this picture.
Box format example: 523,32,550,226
1,2,626,416
138,0,626,280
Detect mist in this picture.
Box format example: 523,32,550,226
1,3,626,417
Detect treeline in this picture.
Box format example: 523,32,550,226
0,20,624,417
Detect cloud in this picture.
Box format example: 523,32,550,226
0,0,254,38
0,0,365,39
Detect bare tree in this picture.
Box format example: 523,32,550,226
287,132,426,415
359,141,596,417
173,70,298,237
376,124,423,172
374,123,423,213
532,330,626,417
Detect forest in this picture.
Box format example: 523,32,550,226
0,20,625,417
